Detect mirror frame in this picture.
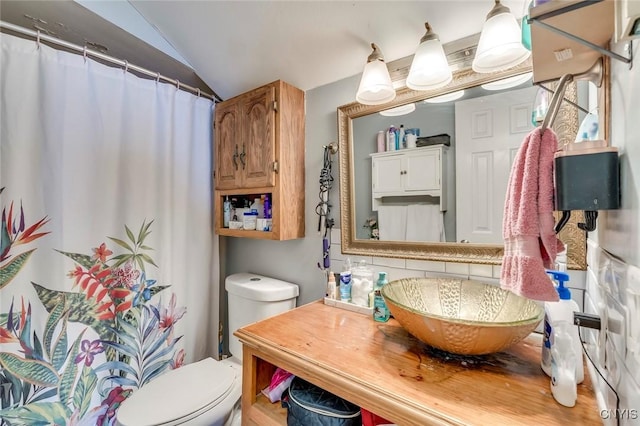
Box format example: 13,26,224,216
338,41,597,269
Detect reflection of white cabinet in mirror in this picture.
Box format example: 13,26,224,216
371,145,447,210
455,85,539,244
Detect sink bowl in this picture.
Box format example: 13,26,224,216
381,278,543,355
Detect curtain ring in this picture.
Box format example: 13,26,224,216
83,45,88,63
36,30,41,49
156,72,161,83
196,88,201,97
123,60,129,73
176,80,181,90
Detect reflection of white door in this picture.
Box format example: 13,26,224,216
455,86,538,244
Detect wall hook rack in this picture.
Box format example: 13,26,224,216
540,58,603,132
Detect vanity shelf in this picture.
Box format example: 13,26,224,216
236,301,600,426
529,0,631,84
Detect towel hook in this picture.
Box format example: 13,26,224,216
540,73,573,132
540,58,603,133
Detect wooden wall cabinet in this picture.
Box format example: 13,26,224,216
214,80,305,240
370,144,448,211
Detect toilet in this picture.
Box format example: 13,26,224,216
116,273,299,426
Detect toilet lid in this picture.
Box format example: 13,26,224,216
117,358,237,426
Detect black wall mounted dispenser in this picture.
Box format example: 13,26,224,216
554,140,620,232
539,61,621,234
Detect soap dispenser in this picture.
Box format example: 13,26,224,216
550,321,578,407
541,270,584,384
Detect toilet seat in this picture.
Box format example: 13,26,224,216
116,358,238,426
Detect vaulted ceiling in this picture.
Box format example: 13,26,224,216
1,1,528,101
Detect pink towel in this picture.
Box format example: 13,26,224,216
501,127,565,302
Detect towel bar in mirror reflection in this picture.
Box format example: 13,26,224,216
337,35,608,270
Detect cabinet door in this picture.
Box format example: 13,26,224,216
242,85,276,188
372,154,403,194
405,149,440,191
214,100,242,190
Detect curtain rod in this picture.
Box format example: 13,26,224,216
0,21,222,103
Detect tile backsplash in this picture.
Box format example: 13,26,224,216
329,228,586,309
585,239,640,425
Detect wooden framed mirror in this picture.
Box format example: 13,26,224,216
337,35,603,269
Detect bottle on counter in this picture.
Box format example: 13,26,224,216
339,259,352,302
541,270,583,384
399,124,405,149
550,321,577,407
373,271,390,322
326,271,336,299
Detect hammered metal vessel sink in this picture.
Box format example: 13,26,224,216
381,278,543,355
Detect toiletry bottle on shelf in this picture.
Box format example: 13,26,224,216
550,321,577,407
399,125,405,149
223,196,231,228
339,259,352,302
250,197,264,218
263,194,272,219
377,130,385,152
373,272,390,322
541,270,584,384
387,125,397,151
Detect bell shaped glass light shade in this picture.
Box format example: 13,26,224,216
406,23,452,91
356,43,396,105
472,1,531,73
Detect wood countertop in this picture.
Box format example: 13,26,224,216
235,300,600,426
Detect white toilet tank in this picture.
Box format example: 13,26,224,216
226,273,299,361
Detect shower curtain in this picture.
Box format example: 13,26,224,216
0,34,217,425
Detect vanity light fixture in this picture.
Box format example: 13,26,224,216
423,90,465,104
481,71,533,90
406,22,452,91
472,0,531,73
355,43,396,105
379,103,416,116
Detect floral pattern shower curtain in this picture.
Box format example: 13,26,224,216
0,34,217,425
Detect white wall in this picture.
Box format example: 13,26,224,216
581,39,640,425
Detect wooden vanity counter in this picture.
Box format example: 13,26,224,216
235,300,600,426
